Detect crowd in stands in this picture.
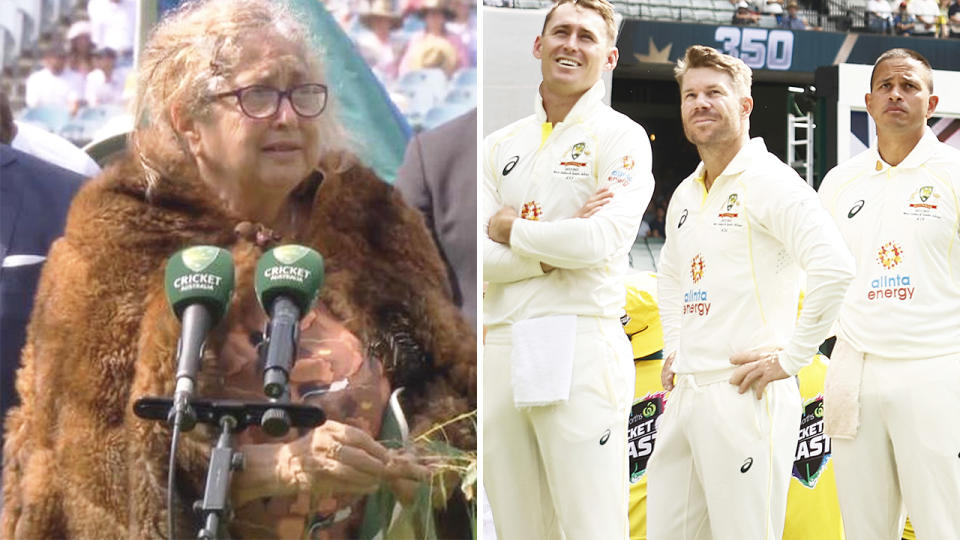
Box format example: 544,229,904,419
12,0,476,150
716,0,958,34
730,0,816,29
341,0,478,127
866,0,960,36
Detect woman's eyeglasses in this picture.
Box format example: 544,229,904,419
213,83,328,119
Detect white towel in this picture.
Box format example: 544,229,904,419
1,254,46,268
510,315,577,408
823,338,865,439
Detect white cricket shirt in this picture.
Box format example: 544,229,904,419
819,128,960,359
483,81,655,327
659,138,855,375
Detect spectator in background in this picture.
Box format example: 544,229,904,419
648,205,666,238
395,108,477,328
447,0,477,66
24,45,85,114
0,144,84,475
894,1,916,34
733,1,761,24
866,0,894,32
910,0,940,34
87,0,137,62
762,0,785,14
949,0,960,36
1,91,101,177
85,47,129,107
938,0,950,36
399,0,468,77
354,0,403,83
66,20,95,79
779,1,809,28
637,218,651,238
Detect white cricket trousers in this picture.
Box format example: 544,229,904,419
646,371,801,540
832,352,960,540
483,317,634,540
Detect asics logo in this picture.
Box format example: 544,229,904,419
848,200,865,218
502,156,520,176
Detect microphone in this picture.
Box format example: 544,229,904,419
164,246,235,431
254,245,324,435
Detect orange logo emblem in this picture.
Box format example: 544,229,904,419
876,242,903,270
690,254,705,283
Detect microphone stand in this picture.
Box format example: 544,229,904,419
197,415,241,540
134,397,325,539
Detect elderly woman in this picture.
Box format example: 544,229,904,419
1,0,475,538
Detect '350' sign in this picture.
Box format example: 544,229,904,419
714,27,794,71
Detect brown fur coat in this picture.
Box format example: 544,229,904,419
1,149,476,538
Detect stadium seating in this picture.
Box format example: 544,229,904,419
18,105,71,133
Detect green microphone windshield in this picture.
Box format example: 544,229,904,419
254,245,324,314
163,246,235,324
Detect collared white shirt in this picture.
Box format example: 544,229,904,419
85,67,129,107
24,68,85,109
483,80,655,326
12,121,101,178
819,128,960,359
87,0,136,54
659,138,854,375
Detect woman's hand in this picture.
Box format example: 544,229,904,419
383,449,431,505
280,421,390,497
232,421,390,506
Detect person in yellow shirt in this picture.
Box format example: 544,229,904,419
622,272,666,540
784,352,844,540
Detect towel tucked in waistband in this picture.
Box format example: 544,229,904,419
823,338,865,439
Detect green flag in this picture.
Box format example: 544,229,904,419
286,0,411,184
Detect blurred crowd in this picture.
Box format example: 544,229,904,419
12,0,477,149
865,0,960,36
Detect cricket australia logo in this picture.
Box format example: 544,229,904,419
876,241,903,270
570,142,585,160
621,155,635,170
723,193,739,214
713,193,743,231
520,201,543,221
904,185,942,221
554,142,591,180
559,142,589,167
792,395,832,489
690,254,705,283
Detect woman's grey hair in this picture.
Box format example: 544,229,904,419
133,0,350,195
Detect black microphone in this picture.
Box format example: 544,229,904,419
164,246,235,431
254,245,324,435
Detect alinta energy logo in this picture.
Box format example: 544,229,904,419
876,241,903,270
870,241,914,301
684,254,710,316
690,253,705,283
520,201,543,221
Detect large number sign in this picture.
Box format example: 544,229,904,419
714,27,794,70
